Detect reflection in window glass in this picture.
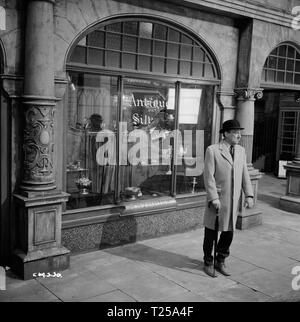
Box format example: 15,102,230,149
121,78,175,200
66,72,118,209
176,84,214,194
139,22,153,38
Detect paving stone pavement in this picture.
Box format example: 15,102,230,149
0,174,300,302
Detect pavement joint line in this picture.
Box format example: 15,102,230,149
230,255,277,273
35,278,64,302
227,279,273,300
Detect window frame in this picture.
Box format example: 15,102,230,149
63,17,220,213
261,43,300,88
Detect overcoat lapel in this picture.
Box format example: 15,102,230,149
219,141,233,165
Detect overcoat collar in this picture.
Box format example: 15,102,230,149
219,140,234,165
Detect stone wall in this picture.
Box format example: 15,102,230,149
62,206,204,253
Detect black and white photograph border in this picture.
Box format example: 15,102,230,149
0,0,300,308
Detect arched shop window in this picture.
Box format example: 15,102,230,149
261,43,300,86
66,17,220,210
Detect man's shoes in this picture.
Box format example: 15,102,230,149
203,264,217,278
214,261,231,276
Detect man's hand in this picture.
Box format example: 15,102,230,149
211,199,221,211
244,197,254,209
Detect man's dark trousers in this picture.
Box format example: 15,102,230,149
203,227,233,265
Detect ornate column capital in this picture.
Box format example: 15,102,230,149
234,88,264,100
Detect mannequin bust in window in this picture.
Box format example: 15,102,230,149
89,113,104,132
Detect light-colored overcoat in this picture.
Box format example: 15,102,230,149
203,141,253,231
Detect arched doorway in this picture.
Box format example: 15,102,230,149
64,17,221,210
253,43,300,176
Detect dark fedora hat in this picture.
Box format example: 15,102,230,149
219,119,244,133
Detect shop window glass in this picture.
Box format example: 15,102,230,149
181,45,192,60
88,48,104,66
268,56,277,69
87,31,105,48
106,51,120,68
138,55,151,71
166,59,178,75
106,33,121,50
139,38,152,55
153,24,167,40
121,78,175,199
124,22,138,35
154,40,165,56
66,18,220,210
168,29,180,42
139,22,153,38
122,53,136,69
205,64,215,78
262,44,300,86
179,61,191,76
176,84,214,194
277,71,284,83
267,70,275,82
152,57,165,73
194,47,205,62
66,72,118,209
295,73,300,84
68,20,219,81
286,72,294,84
69,46,86,64
106,23,122,32
123,36,137,52
278,45,287,57
193,63,204,77
278,58,285,70
167,43,179,59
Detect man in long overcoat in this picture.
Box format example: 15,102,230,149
202,119,254,277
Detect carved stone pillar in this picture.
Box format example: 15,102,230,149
12,0,70,280
234,88,263,229
280,122,300,214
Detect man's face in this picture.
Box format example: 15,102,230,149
224,130,242,145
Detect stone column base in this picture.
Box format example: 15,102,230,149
11,247,70,280
279,195,300,214
236,167,263,230
12,192,70,280
236,208,263,230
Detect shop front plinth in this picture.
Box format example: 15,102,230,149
12,192,70,280
236,167,263,229
279,163,300,214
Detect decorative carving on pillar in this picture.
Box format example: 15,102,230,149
20,98,57,192
234,88,263,100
